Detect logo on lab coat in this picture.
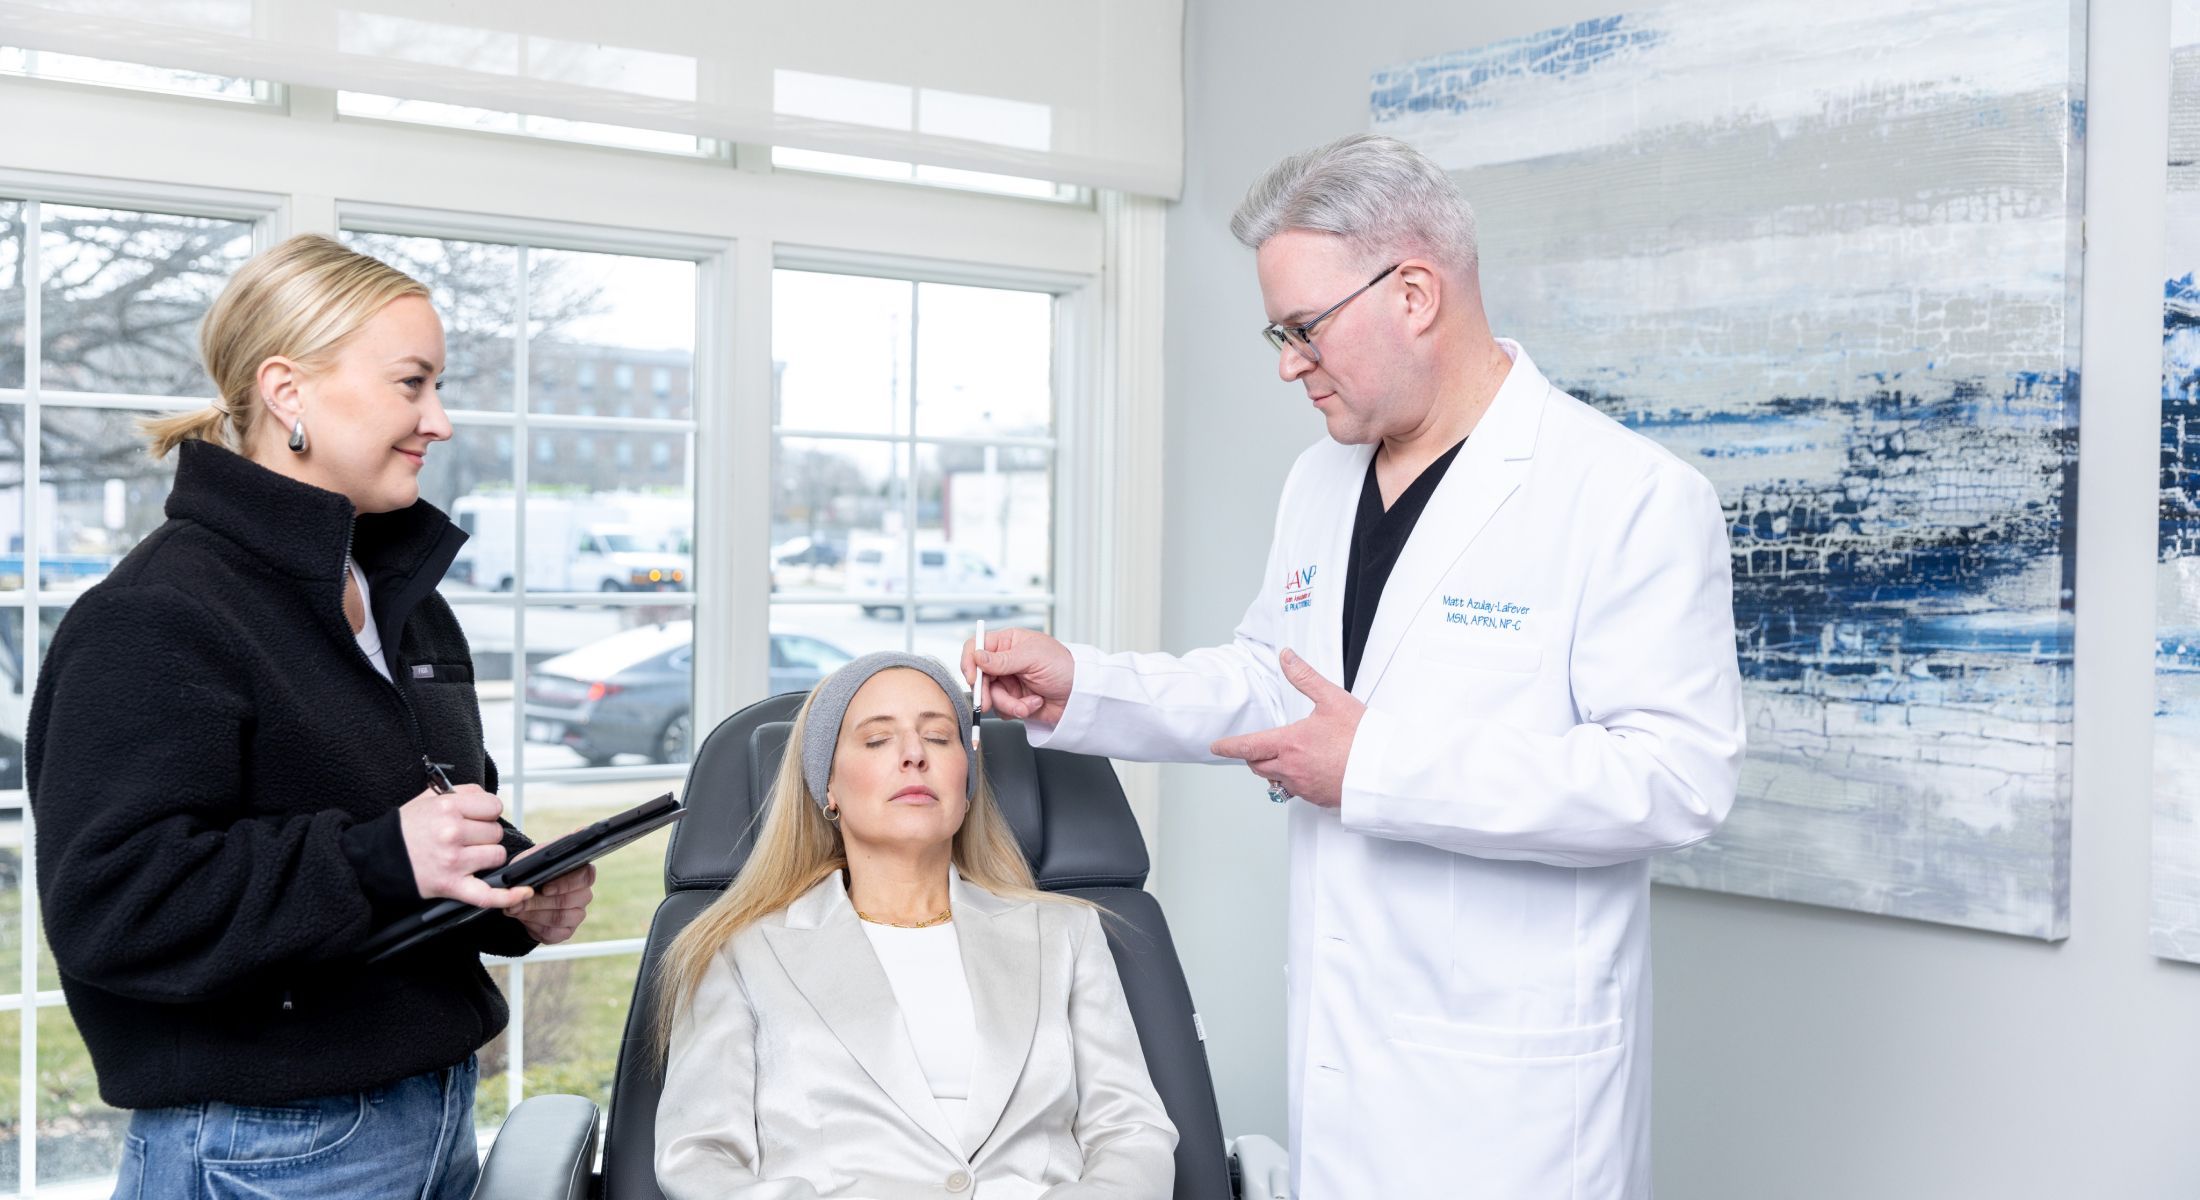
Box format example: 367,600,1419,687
1283,565,1318,612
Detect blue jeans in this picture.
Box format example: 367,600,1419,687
111,1056,481,1200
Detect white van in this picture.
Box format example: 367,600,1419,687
453,495,692,592
845,535,1015,619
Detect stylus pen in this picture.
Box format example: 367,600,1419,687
423,755,456,794
972,619,986,751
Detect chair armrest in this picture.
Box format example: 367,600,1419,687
1228,1134,1290,1200
471,1093,601,1200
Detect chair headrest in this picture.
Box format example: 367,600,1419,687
666,691,1150,893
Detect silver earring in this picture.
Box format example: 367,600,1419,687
823,801,840,823
288,418,308,454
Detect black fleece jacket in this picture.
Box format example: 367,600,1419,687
27,440,537,1109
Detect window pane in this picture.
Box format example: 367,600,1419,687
772,147,1075,201
519,606,694,770
28,609,66,995
913,283,1054,439
0,47,262,102
451,482,690,594
1,201,24,391
765,602,977,682
914,163,1074,200
516,952,642,1116
443,603,519,787
343,233,519,412
338,94,713,156
773,272,912,436
521,429,692,523
0,1008,19,1187
476,963,514,1128
504,434,692,592
773,438,906,601
516,777,683,945
0,605,22,800
39,206,251,398
39,409,177,590
0,599,19,976
763,603,1042,680
421,434,516,592
767,606,884,691
29,928,54,1012
0,406,22,583
36,1005,124,1190
916,443,1051,594
528,249,695,422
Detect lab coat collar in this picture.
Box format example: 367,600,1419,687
1348,338,1551,701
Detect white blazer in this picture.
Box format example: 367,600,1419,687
656,872,1178,1200
1030,340,1744,1198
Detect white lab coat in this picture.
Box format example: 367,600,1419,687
1028,340,1744,1198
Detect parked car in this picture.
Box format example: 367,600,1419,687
772,535,844,568
523,622,855,765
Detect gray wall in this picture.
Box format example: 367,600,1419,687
1150,1,2200,1194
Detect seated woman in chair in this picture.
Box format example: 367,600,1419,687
655,652,1178,1200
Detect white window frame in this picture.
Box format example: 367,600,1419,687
0,65,1165,1198
0,167,284,1199
335,203,727,1122
768,247,1089,659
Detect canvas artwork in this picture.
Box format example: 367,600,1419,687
1372,0,2085,939
2157,1,2200,964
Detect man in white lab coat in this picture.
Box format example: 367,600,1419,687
965,133,1744,1198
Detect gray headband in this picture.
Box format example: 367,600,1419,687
802,651,976,808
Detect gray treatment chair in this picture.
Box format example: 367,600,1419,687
471,690,1291,1200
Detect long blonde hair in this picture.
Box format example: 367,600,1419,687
143,233,429,458
653,672,1083,1055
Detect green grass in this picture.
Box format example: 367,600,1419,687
0,850,125,1187
474,799,675,1127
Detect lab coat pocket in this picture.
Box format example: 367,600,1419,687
1367,1014,1626,1197
1383,1013,1621,1059
1431,640,1544,675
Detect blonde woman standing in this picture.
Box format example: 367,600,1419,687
654,652,1177,1199
27,234,594,1199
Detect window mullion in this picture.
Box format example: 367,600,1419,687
903,284,920,649
19,194,42,1200
504,241,533,1122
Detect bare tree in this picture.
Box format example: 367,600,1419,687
0,214,608,522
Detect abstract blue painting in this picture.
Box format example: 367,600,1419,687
2157,1,2200,963
1373,0,2084,939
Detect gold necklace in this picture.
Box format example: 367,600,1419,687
856,907,953,929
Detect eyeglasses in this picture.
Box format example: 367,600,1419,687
1260,263,1400,365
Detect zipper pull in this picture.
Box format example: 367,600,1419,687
423,756,455,794
281,988,294,1012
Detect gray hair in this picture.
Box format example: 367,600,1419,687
1229,133,1478,276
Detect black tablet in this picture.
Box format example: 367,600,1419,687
360,792,684,964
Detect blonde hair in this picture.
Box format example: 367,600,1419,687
653,672,1083,1056
143,233,429,459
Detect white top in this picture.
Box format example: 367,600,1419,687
347,557,391,682
859,919,975,1130
860,904,1053,1199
